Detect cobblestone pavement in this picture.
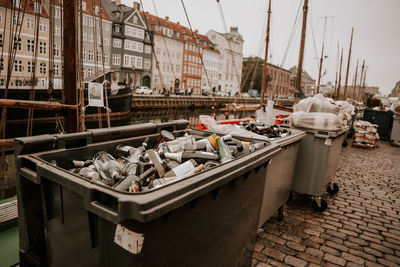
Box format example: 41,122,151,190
253,141,400,267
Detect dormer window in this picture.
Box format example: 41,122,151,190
94,5,100,14
14,0,21,7
34,2,41,14
82,1,86,11
133,16,138,24
112,11,121,19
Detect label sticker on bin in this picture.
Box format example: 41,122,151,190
324,138,332,146
114,224,144,254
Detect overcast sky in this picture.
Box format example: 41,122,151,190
122,0,400,95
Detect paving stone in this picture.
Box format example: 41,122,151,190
284,255,307,267
368,223,387,232
325,240,349,252
384,254,400,265
262,247,286,262
385,237,400,246
347,236,369,246
342,252,365,265
321,245,341,256
266,259,285,267
254,252,267,263
286,241,306,252
363,247,383,258
297,252,322,264
305,247,324,259
377,258,398,267
323,253,346,266
359,234,382,244
281,233,301,243
273,244,296,256
369,243,394,255
348,249,376,262
254,243,264,253
256,262,269,267
262,233,286,245
382,241,400,251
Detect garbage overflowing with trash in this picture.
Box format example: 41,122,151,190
352,120,379,149
289,94,354,131
66,130,268,192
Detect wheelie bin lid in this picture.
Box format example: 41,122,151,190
292,126,349,139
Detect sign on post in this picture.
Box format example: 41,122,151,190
88,82,104,107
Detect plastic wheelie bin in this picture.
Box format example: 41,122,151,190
390,114,400,146
363,109,394,140
258,126,306,227
15,121,281,267
291,127,348,212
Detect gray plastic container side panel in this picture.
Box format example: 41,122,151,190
56,131,93,149
391,117,400,142
89,123,157,143
33,161,267,267
291,132,331,196
14,134,57,156
293,126,348,139
323,134,345,183
259,142,300,227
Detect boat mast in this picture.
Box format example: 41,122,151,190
295,0,309,98
261,0,271,107
317,17,328,94
336,47,343,99
63,0,78,133
332,41,339,98
351,59,359,102
343,27,353,100
357,60,365,102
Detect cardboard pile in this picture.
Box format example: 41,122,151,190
353,120,379,149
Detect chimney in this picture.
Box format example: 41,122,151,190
177,21,180,25
194,29,198,33
165,16,169,21
133,2,140,10
230,26,238,33
115,0,121,5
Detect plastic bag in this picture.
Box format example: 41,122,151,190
199,115,268,141
289,111,344,131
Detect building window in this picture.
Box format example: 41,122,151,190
0,58,4,70
88,50,94,61
26,18,34,29
13,15,22,26
55,8,60,18
39,21,47,32
135,57,142,68
82,49,86,60
83,16,87,25
87,68,93,77
54,65,59,76
88,32,93,42
104,37,110,46
27,61,35,73
88,17,93,27
104,54,109,64
13,37,22,51
82,1,87,11
27,39,34,52
97,51,102,62
114,25,120,33
113,38,122,48
83,32,87,41
54,45,60,57
176,64,180,72
112,54,121,65
39,62,46,74
39,42,46,54
0,34,3,48
14,60,22,72
145,45,151,54
144,58,151,70
55,25,60,36
123,54,130,67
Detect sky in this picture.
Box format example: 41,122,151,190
122,0,400,95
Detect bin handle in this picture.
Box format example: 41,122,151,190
89,200,119,219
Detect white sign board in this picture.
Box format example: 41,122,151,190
88,82,104,107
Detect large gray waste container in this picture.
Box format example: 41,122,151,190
291,127,348,212
15,122,280,267
390,115,400,146
259,127,306,227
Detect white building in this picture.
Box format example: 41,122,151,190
201,44,220,93
206,27,244,96
141,13,184,92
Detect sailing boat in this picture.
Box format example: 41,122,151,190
0,0,135,140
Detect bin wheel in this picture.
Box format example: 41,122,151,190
312,198,327,212
286,191,293,203
278,205,284,222
327,183,339,195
